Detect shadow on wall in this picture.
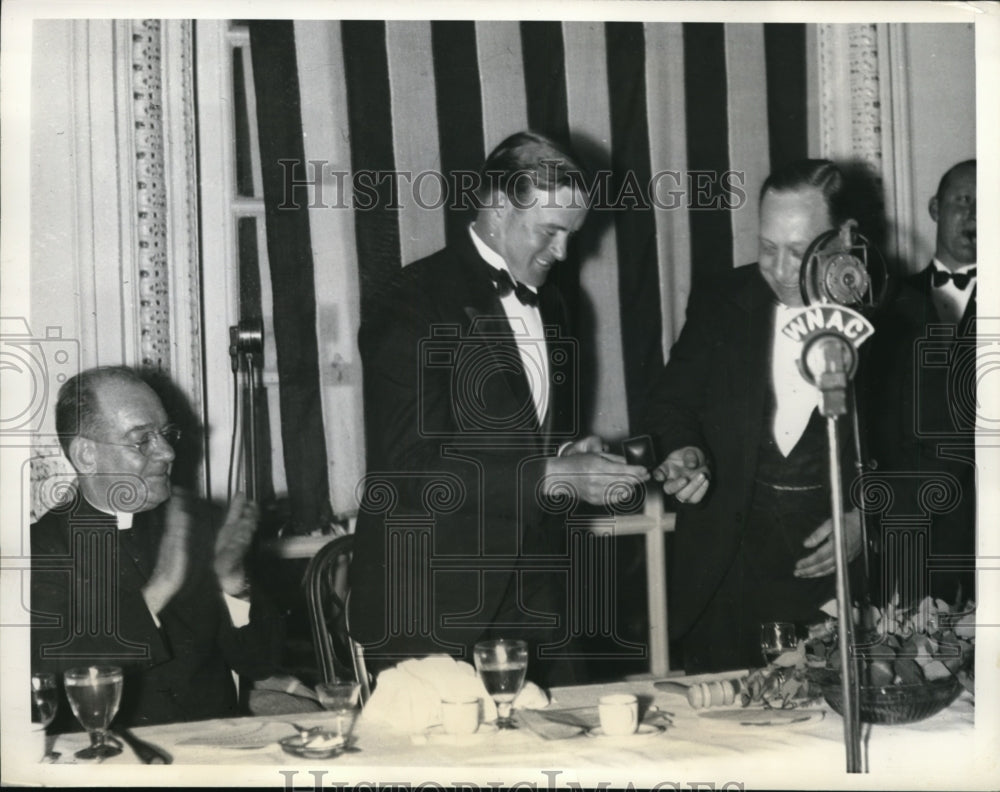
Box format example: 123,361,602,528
551,131,617,437
140,368,205,493
836,157,910,288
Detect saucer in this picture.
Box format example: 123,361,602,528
587,723,664,740
417,723,499,745
279,732,355,759
697,707,825,727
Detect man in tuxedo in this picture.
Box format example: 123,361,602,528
642,159,867,673
865,159,977,606
31,366,283,728
350,131,648,685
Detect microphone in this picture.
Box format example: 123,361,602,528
799,220,887,310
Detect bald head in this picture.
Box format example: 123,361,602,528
929,160,976,269
57,366,175,512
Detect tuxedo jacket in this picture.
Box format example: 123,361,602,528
31,496,283,729
350,231,577,655
861,264,977,602
641,265,866,639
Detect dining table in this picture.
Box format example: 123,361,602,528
22,672,990,789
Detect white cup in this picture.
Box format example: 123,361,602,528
598,693,639,736
441,697,480,735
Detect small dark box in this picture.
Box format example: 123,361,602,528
622,435,656,470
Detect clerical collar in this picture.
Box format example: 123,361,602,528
467,224,539,299
85,496,134,529
932,258,976,275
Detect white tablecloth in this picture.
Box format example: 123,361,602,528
21,675,991,789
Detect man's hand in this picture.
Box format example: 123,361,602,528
142,489,193,617
214,492,259,597
559,435,607,457
794,509,863,578
652,446,710,504
543,453,649,507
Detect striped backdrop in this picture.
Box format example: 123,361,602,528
243,20,809,529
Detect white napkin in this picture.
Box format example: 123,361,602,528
360,655,549,733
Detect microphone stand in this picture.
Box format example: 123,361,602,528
243,350,259,502
808,334,862,773
229,319,265,502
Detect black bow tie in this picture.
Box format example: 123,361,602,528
487,265,539,307
933,268,976,290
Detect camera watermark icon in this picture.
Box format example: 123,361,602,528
914,324,1000,437
0,317,80,443
419,318,579,440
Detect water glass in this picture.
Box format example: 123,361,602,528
760,621,798,666
473,639,528,729
31,672,59,761
316,681,361,741
63,666,124,759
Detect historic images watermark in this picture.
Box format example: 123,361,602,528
276,160,748,213
276,770,747,790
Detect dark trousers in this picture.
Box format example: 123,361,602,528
681,484,865,674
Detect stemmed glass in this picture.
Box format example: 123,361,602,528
63,666,124,759
473,639,528,730
315,681,361,743
760,622,798,666
31,672,60,761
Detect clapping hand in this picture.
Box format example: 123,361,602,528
214,492,259,597
652,446,711,504
142,488,194,616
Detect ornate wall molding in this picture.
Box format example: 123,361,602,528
817,23,883,169
848,24,883,172
29,19,207,518
162,20,205,425
816,23,914,264
130,20,172,370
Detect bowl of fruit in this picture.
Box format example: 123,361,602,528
808,596,974,725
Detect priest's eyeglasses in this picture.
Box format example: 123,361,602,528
86,425,181,456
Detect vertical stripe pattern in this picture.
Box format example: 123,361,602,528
563,22,628,440
387,22,447,266
246,21,810,520
683,23,734,288
725,23,771,269
764,24,809,170
247,21,330,531
476,22,529,170
294,21,365,515
341,21,401,322
644,23,691,359
605,22,662,428
520,22,570,143
431,21,485,248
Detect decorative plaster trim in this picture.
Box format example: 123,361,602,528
849,23,883,171
162,20,205,424
816,23,883,169
130,20,171,370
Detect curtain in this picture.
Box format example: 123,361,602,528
245,21,808,526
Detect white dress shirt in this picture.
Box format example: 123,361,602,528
930,258,976,324
771,303,820,457
468,224,550,424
